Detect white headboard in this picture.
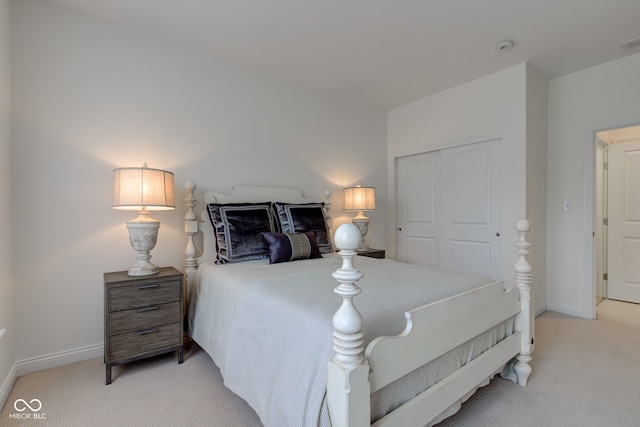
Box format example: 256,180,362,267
184,182,332,287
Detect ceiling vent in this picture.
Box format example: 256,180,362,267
621,36,640,50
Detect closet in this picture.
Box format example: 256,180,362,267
396,139,502,280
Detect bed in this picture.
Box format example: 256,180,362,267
183,182,534,427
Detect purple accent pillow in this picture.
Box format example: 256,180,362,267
273,202,332,254
261,232,322,264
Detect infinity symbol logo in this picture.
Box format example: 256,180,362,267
14,398,42,412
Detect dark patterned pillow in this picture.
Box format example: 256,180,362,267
261,232,322,264
273,202,332,254
207,202,276,264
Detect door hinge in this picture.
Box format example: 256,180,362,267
603,273,608,281
603,162,608,170
603,218,608,226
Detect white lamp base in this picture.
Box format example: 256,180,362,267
351,212,371,252
126,212,161,276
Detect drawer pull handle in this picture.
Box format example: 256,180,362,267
136,306,159,313
136,284,159,290
136,328,159,336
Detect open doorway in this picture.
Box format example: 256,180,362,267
595,125,640,306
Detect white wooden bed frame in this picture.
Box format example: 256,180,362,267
183,182,534,427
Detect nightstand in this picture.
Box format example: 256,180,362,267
357,248,385,259
104,266,184,385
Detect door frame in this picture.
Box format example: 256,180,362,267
594,137,608,302
587,119,640,319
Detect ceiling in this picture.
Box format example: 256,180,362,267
45,0,640,110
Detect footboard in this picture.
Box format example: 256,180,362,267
328,219,533,427
367,281,521,426
367,280,520,391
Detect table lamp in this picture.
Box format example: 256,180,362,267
112,163,175,276
343,183,376,251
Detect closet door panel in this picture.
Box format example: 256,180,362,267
440,140,502,280
450,240,492,277
449,149,491,225
397,152,439,267
405,237,436,268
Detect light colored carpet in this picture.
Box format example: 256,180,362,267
440,299,640,426
2,299,639,426
0,343,263,427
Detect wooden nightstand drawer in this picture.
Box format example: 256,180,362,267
104,267,184,384
109,322,181,360
108,279,181,312
109,301,181,335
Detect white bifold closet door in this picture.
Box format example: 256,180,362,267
397,139,502,280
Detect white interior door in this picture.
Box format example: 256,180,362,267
607,140,640,303
396,139,501,280
396,152,439,267
440,140,502,279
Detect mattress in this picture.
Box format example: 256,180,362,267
188,254,514,426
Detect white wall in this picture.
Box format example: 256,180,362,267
388,63,547,315
525,64,549,317
547,52,640,318
0,0,16,407
10,0,387,370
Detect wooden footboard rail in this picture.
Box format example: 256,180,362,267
328,220,533,427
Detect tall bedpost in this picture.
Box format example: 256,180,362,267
324,189,333,230
184,181,199,291
513,219,534,386
327,223,370,427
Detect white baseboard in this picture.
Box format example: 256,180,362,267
0,362,17,413
16,343,103,377
546,302,586,318
535,302,548,318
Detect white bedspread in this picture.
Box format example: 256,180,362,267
188,254,511,427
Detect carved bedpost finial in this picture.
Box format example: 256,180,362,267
513,218,534,386
331,223,365,367
185,181,197,221
185,181,199,285
328,223,370,427
514,219,531,268
324,189,333,230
